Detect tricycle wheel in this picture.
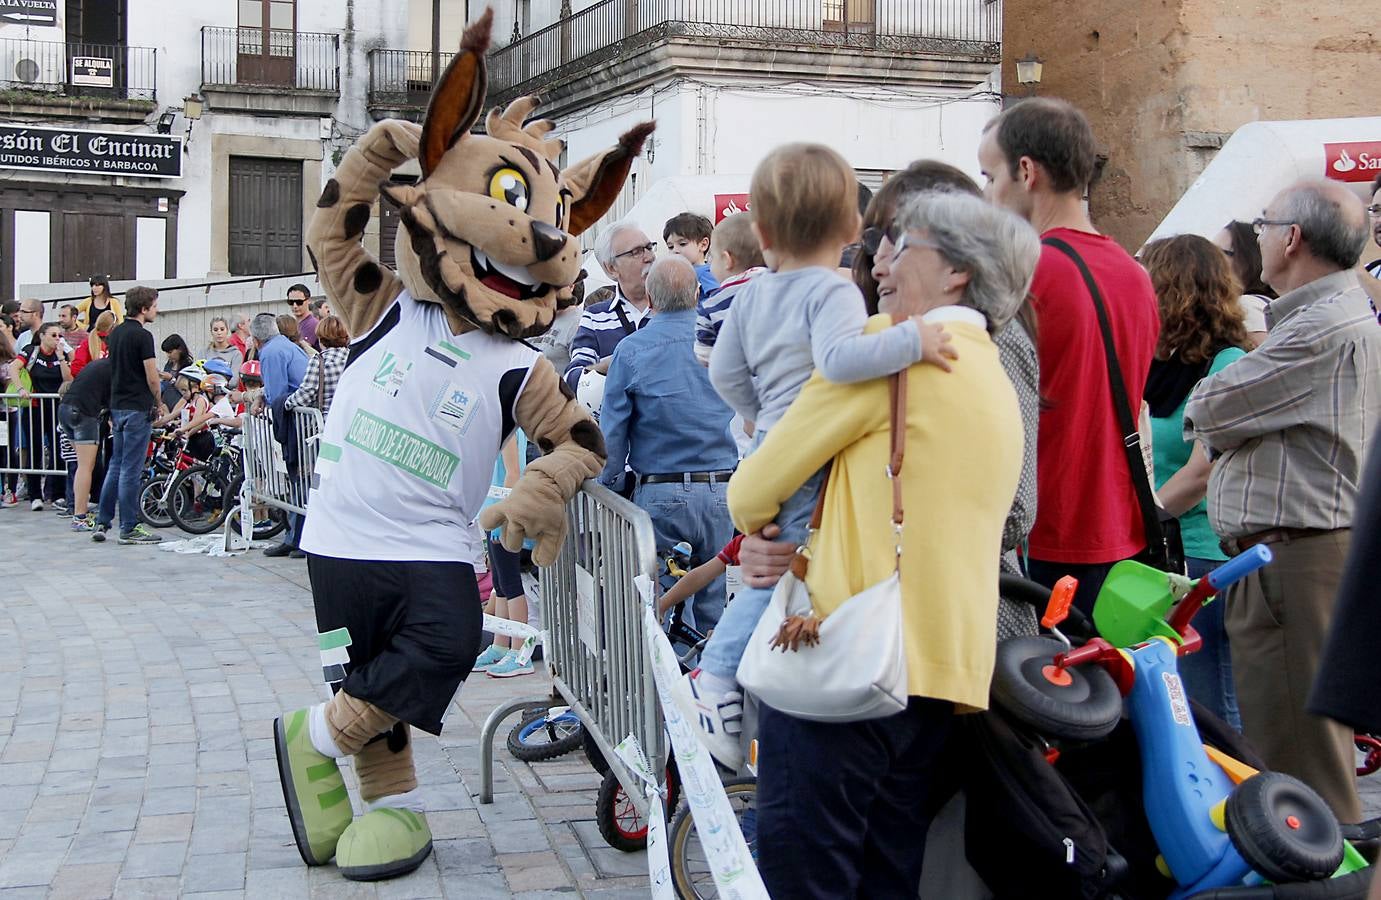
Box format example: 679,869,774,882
595,765,680,853
507,709,584,762
1225,771,1343,883
990,636,1122,741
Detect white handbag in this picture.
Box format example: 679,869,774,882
736,372,909,723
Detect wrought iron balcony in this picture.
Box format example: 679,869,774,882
201,26,339,92
367,49,442,116
488,0,1003,100
0,37,156,101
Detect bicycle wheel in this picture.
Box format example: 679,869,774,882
136,476,174,529
225,504,287,541
507,710,584,762
595,764,680,853
167,464,235,535
669,778,758,899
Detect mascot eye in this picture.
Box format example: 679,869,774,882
488,168,529,212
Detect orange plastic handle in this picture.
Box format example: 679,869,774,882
1041,576,1079,630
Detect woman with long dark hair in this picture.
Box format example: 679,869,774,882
1142,234,1250,727
1212,221,1274,348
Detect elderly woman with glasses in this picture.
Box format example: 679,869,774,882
725,190,1040,898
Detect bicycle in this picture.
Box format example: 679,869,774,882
136,429,197,529
167,427,244,535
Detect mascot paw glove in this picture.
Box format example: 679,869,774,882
478,476,568,567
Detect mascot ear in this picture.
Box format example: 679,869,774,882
420,7,493,178
564,121,655,236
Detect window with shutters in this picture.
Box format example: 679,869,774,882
227,156,303,276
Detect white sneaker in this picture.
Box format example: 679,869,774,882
30,499,43,511
676,669,744,770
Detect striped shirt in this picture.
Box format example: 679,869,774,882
562,290,649,390
694,267,765,366
1185,270,1381,539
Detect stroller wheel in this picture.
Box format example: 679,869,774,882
1225,772,1343,884
991,636,1122,741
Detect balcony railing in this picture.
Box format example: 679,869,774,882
201,26,339,92
488,0,1002,97
0,37,156,101
367,49,442,111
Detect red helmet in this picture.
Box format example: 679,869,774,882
239,360,262,380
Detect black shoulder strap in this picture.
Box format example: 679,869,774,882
1042,236,1164,553
612,300,637,336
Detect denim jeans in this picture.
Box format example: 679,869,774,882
698,465,826,680
98,408,153,534
634,478,735,633
1179,556,1242,730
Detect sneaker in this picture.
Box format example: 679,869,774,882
485,653,535,679
91,524,109,542
471,645,508,673
274,708,353,866
335,807,433,881
55,506,73,519
70,515,95,533
1,491,16,508
53,498,68,511
676,669,745,770
30,499,43,511
118,524,163,545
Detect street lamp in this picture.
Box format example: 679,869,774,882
181,94,205,152
1015,52,1044,93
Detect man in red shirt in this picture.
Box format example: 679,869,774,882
978,98,1160,612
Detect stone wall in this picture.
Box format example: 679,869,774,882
1003,1,1379,249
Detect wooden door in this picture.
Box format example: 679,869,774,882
228,156,302,276
237,0,295,86
58,212,132,281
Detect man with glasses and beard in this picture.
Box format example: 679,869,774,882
563,222,656,390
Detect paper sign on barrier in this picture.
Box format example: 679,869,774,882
636,575,769,900
481,613,539,665
614,735,675,900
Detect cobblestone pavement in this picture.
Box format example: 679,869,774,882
0,508,651,899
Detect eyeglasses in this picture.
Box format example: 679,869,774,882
1367,205,1381,218
613,242,656,261
1251,217,1296,235
891,232,946,260
860,225,901,257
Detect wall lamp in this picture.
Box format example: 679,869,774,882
1015,52,1044,94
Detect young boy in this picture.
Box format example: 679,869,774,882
663,212,720,299
687,143,956,769
694,212,766,367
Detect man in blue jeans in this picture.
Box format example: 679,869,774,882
597,256,739,633
93,286,166,544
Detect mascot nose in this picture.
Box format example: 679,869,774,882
530,220,567,262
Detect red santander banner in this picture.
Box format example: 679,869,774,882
1324,141,1381,183
714,193,751,223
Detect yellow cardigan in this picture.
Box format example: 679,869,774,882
728,314,1023,710
76,295,125,329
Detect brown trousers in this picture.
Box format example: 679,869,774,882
1224,529,1360,823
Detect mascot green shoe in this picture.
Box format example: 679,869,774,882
336,808,434,881
273,708,353,865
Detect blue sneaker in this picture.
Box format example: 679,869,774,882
486,653,534,679
471,645,508,673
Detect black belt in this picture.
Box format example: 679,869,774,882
640,470,735,486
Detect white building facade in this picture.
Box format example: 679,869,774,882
3,0,1002,303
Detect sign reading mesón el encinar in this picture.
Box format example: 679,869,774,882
0,125,182,178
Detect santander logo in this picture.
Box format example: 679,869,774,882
1324,141,1381,183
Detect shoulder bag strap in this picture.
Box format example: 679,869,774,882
612,301,637,336
1042,236,1164,554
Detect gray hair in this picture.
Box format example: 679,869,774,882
249,312,280,343
1277,180,1369,270
894,191,1040,331
594,220,644,267
233,314,251,330
645,256,699,313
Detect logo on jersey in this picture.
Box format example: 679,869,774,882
371,351,412,397
427,381,480,435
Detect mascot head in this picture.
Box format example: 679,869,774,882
381,8,653,340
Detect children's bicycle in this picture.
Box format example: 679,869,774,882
993,549,1372,898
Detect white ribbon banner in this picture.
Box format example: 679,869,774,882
613,734,676,900
638,574,769,900
481,614,541,665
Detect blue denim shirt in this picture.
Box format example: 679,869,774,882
598,308,739,489
258,335,308,405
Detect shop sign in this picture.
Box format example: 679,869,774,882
1324,141,1381,184
0,124,182,178
714,193,751,223
70,56,113,88
0,1,58,27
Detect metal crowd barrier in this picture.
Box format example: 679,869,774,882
226,407,324,548
0,392,68,477
478,481,664,816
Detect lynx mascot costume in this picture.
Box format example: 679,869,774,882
272,9,652,880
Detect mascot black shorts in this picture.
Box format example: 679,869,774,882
307,554,483,735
